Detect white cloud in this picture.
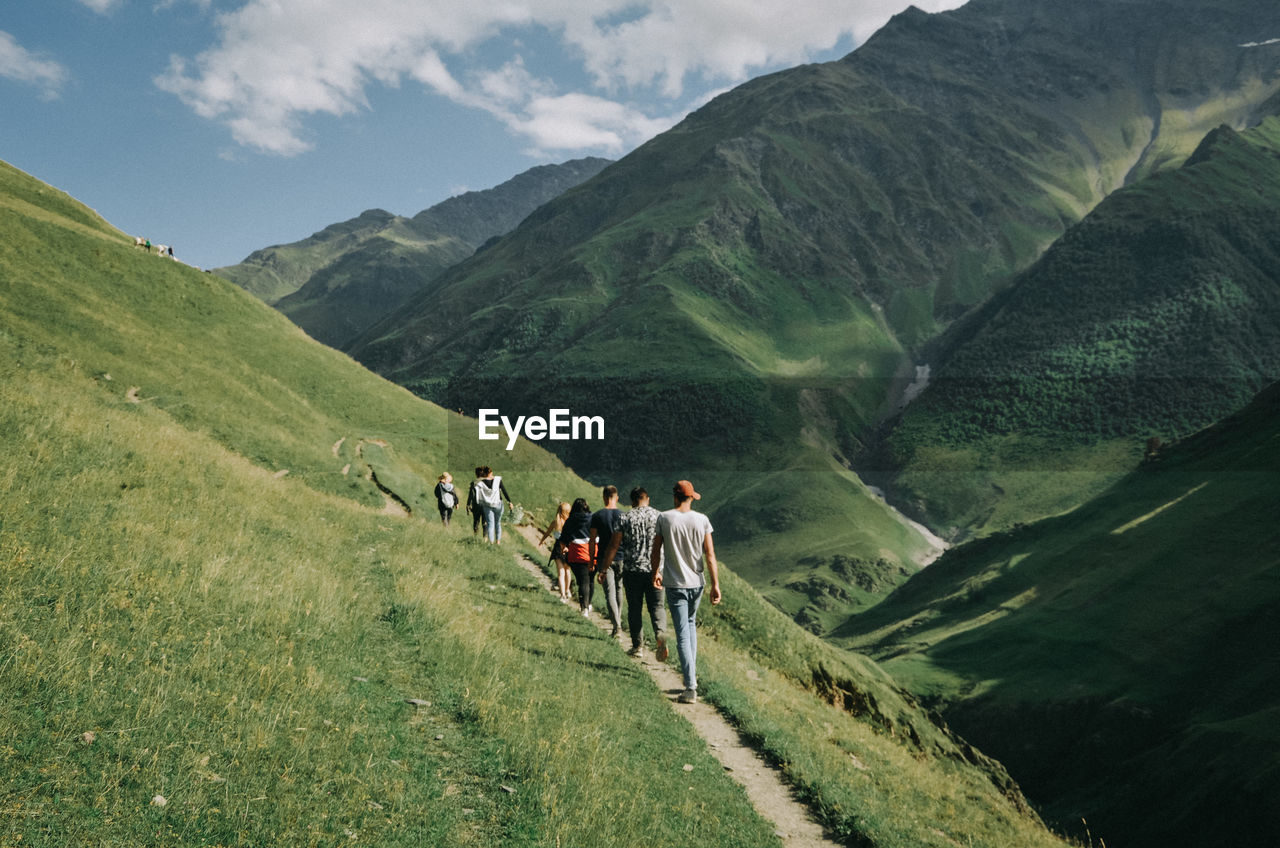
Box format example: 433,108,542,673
77,0,122,13
0,30,70,99
155,0,214,11
158,0,970,157
514,92,680,154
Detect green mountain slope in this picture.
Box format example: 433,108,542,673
883,114,1280,537
348,0,1280,623
0,158,1068,847
215,157,611,347
836,381,1280,847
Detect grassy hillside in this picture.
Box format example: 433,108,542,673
884,114,1280,538
837,381,1280,847
0,158,1071,847
216,158,611,348
347,0,1280,624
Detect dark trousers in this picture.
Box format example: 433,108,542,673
600,565,622,631
622,571,666,649
472,507,483,535
570,562,595,612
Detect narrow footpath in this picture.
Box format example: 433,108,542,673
512,526,842,848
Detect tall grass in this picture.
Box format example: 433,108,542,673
0,357,778,847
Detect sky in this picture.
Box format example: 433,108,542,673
1,0,966,270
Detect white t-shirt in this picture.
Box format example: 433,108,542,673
657,508,714,589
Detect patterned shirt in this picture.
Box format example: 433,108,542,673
617,505,662,573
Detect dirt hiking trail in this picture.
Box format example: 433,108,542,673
513,525,842,848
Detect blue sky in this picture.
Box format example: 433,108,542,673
1,0,965,270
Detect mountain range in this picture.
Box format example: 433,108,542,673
215,157,611,349
879,112,1280,537
336,0,1280,626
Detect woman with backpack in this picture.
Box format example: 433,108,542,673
434,472,459,526
474,467,513,544
560,498,595,615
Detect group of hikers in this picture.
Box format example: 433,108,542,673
430,470,720,704
133,236,176,258
539,481,721,705
433,466,512,542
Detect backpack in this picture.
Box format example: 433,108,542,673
475,476,503,507
440,487,457,509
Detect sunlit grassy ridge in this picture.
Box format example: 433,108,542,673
0,159,1073,845
0,159,772,846
0,358,779,847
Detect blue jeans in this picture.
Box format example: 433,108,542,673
667,586,703,691
480,502,504,542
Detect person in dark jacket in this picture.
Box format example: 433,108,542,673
466,467,485,536
434,472,458,526
560,498,595,614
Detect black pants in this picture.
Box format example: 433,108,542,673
438,506,454,526
622,571,666,649
472,507,483,535
570,562,595,611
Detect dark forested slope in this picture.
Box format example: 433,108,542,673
884,115,1280,535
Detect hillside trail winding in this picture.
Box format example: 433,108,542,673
512,525,842,848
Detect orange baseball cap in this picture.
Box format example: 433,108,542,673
674,480,701,499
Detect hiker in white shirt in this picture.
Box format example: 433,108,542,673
650,479,721,704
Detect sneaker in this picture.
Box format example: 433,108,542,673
654,635,669,662
582,608,590,618
627,645,644,658
610,626,620,638
677,688,697,704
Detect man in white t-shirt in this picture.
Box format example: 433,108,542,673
650,479,721,704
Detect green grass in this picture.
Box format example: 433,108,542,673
518,533,1073,848
0,157,1074,847
0,359,777,847
0,158,775,846
836,382,1280,847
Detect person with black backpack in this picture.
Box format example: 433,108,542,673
434,472,459,526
